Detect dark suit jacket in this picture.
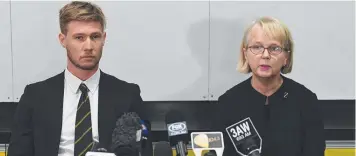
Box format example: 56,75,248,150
8,70,152,156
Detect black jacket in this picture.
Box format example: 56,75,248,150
8,70,152,156
213,75,325,156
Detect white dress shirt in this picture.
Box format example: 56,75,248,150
58,68,100,156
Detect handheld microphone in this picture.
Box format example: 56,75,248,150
204,150,217,156
165,110,188,156
191,132,224,156
111,112,143,156
225,117,262,156
140,120,149,148
154,141,173,156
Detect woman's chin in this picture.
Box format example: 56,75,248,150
255,70,273,78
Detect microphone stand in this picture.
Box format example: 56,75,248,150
176,141,187,156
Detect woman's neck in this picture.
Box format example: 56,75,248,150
251,74,283,96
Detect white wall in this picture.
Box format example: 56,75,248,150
11,1,67,101
209,1,355,100
97,1,210,101
0,1,13,102
1,1,354,102
11,1,210,101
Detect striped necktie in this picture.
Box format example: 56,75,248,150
74,83,93,156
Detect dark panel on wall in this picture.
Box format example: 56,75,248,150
0,102,16,129
321,100,355,129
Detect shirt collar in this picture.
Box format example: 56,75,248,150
64,68,101,94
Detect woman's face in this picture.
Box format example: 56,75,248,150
244,25,289,78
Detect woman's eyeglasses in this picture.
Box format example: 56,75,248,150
248,45,289,55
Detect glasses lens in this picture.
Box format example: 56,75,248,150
269,46,283,55
250,45,263,54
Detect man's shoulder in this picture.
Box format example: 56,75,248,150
100,71,141,92
25,71,65,90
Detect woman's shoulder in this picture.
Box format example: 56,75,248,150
283,75,317,98
219,77,252,101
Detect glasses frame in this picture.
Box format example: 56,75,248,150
247,45,290,55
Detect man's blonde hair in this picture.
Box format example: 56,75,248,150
59,1,106,34
237,16,294,74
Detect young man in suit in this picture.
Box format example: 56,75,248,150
8,1,150,156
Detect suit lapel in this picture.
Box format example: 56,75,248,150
46,71,65,154
98,71,117,149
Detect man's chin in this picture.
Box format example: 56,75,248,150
76,63,98,71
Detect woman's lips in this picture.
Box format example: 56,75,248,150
259,65,271,71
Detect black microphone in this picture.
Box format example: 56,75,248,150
111,112,143,156
204,150,217,156
225,117,262,156
154,141,173,156
140,120,149,149
165,110,188,156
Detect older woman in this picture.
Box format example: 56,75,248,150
213,16,325,156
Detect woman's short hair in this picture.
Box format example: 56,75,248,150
237,16,294,74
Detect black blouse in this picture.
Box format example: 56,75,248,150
213,75,325,156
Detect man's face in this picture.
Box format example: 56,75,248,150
59,20,106,70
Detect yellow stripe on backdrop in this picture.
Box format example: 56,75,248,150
325,148,356,156
172,149,355,156
0,148,354,156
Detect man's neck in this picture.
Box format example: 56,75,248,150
67,65,98,81
251,74,283,96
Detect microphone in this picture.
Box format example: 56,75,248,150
111,112,143,156
225,117,262,156
204,150,217,156
165,110,189,156
140,120,149,148
191,132,224,156
154,141,173,156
